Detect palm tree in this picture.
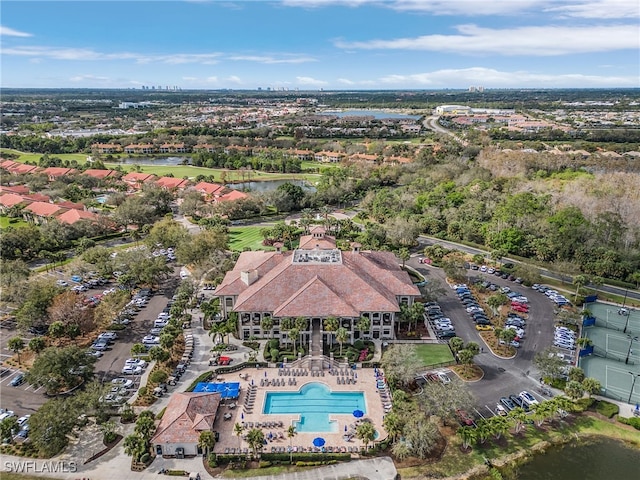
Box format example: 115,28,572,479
398,247,410,269
572,274,589,302
198,431,216,457
508,407,527,434
324,316,338,347
124,434,147,462
7,337,24,365
449,337,464,355
261,317,274,339
209,320,227,344
28,337,46,356
457,348,475,374
457,425,476,450
582,377,602,398
289,327,300,356
356,421,376,451
234,422,244,451
356,316,371,336
474,419,491,444
382,412,403,442
530,402,551,427
488,415,510,440
287,425,297,463
336,327,348,358
246,428,265,458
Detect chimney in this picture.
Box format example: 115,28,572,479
273,242,283,253
351,242,361,254
240,269,259,286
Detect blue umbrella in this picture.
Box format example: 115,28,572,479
344,425,348,432
353,409,364,418
241,412,244,420
313,437,325,447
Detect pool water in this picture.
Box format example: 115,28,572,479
263,382,366,433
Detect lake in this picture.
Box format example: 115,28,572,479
227,179,316,193
319,109,422,120
516,437,638,480
119,156,189,165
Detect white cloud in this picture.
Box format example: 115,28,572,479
227,75,243,84
545,0,639,19
376,66,638,87
70,74,110,82
337,78,356,85
281,0,637,18
295,76,328,86
205,76,219,83
335,24,639,56
0,25,33,37
3,45,222,64
182,76,198,81
227,54,316,64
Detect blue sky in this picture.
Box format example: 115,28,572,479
1,0,639,89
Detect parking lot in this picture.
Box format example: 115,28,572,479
0,269,182,416
409,256,564,420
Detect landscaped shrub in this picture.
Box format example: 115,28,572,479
149,370,168,384
618,417,640,430
270,348,279,361
268,339,280,350
156,407,167,420
571,397,595,412
259,461,272,468
139,453,150,464
208,453,217,467
595,400,619,418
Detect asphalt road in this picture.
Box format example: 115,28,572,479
417,235,640,304
409,256,562,417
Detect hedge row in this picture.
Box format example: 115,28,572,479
261,452,350,463
214,361,268,375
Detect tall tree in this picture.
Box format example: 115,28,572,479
323,316,339,347
336,327,348,357
287,425,297,463
8,337,25,364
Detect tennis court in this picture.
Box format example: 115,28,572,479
584,327,640,364
580,356,640,404
585,301,640,335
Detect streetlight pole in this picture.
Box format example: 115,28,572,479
625,335,638,365
623,309,632,334
628,372,640,404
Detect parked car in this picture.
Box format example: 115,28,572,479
121,365,142,375
142,335,160,345
519,391,539,407
476,324,493,331
111,378,134,389
125,358,148,369
456,409,474,426
500,397,516,411
10,374,25,387
438,330,457,339
436,371,451,385
17,415,31,428
509,394,529,411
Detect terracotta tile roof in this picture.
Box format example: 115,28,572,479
0,193,31,208
156,177,190,189
12,164,40,174
0,185,31,195
194,182,226,196
56,209,98,225
298,234,338,250
56,200,85,211
218,189,248,202
152,392,221,446
0,160,19,170
24,201,63,217
122,172,156,184
43,167,78,177
23,193,50,203
217,245,420,318
83,169,119,179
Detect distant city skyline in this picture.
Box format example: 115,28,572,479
1,0,639,90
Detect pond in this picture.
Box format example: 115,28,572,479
118,156,189,165
227,179,316,193
515,437,638,480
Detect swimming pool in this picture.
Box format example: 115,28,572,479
263,382,366,433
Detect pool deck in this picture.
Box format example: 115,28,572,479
211,366,389,455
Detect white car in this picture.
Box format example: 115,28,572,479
121,365,142,375
125,358,148,369
17,415,30,427
98,332,117,341
111,378,134,389
506,325,525,338
142,335,160,345
436,372,451,384
519,391,539,407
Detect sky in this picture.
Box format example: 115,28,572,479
1,0,639,90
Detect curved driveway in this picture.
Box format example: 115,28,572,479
409,256,558,415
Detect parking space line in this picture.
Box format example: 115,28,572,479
33,385,45,393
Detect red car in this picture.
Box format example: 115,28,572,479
216,356,232,366
512,305,529,313
456,409,474,426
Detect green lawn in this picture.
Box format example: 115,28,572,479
0,216,28,229
228,226,270,252
414,344,455,367
1,148,89,164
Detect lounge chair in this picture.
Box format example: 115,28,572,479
224,448,230,454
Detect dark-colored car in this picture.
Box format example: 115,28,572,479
509,394,529,411
29,325,48,335
438,330,457,339
500,396,516,411
10,374,25,387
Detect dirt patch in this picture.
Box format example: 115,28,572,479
83,434,123,464
450,364,484,382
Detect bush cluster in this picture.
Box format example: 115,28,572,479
618,416,640,430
